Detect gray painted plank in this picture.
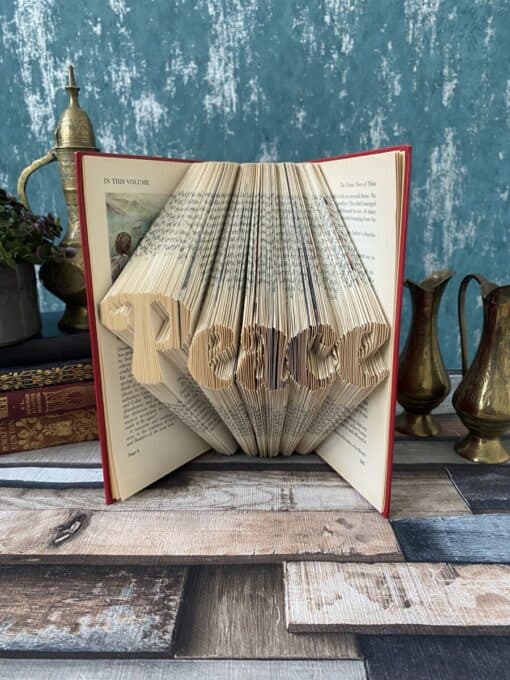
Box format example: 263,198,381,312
0,469,372,512
390,470,470,519
0,509,402,564
174,564,359,659
0,565,186,654
0,659,367,680
392,514,510,563
360,635,510,680
392,439,475,467
446,465,510,513
285,562,510,633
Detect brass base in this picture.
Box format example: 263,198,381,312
454,434,510,464
395,411,440,437
58,303,89,331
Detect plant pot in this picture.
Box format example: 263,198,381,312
0,263,41,346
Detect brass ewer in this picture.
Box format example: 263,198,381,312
17,65,98,330
396,270,454,436
452,274,510,463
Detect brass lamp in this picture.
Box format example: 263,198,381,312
17,65,98,330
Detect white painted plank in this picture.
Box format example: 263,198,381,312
285,561,510,633
0,466,102,486
0,440,101,465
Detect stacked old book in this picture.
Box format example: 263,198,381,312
0,311,96,454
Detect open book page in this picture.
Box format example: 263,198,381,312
315,149,406,513
79,154,211,500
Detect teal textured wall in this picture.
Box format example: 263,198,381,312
1,0,509,367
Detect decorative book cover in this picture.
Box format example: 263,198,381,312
0,360,93,392
77,147,411,515
0,381,95,419
0,407,98,454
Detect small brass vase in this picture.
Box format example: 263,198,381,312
452,274,510,463
396,270,454,436
17,65,98,331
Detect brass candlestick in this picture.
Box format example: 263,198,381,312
396,270,454,436
17,65,98,330
452,274,510,463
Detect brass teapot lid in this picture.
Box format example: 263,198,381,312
55,65,97,150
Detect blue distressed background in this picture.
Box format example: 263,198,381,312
1,0,509,367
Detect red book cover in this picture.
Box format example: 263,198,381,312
0,381,95,420
0,407,98,455
77,147,411,512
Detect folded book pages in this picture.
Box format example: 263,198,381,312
99,161,390,459
77,147,410,512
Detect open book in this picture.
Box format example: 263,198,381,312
77,146,410,515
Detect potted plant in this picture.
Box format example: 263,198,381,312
0,189,63,346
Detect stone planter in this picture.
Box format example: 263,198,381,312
0,263,41,346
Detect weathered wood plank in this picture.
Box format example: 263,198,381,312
446,465,510,514
0,465,103,487
392,514,510,563
392,439,474,468
390,470,470,519
174,564,359,659
0,509,402,564
0,469,372,512
0,565,186,654
359,635,510,680
0,659,367,680
285,561,510,633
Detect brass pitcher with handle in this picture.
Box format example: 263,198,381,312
453,274,510,463
17,65,98,330
396,270,454,436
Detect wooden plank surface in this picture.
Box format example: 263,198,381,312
0,509,402,564
0,565,186,654
390,470,470,519
0,469,372,512
285,561,510,633
360,635,510,680
392,514,510,563
0,659,367,680
446,465,510,514
392,439,474,467
174,564,359,659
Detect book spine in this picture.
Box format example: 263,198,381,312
0,382,95,419
0,361,93,392
0,407,98,454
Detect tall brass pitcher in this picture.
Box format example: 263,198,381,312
453,274,510,463
396,270,454,436
17,65,98,330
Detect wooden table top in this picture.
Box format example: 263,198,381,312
0,414,508,680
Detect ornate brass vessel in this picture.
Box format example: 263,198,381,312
396,270,454,436
452,274,510,463
17,65,98,330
